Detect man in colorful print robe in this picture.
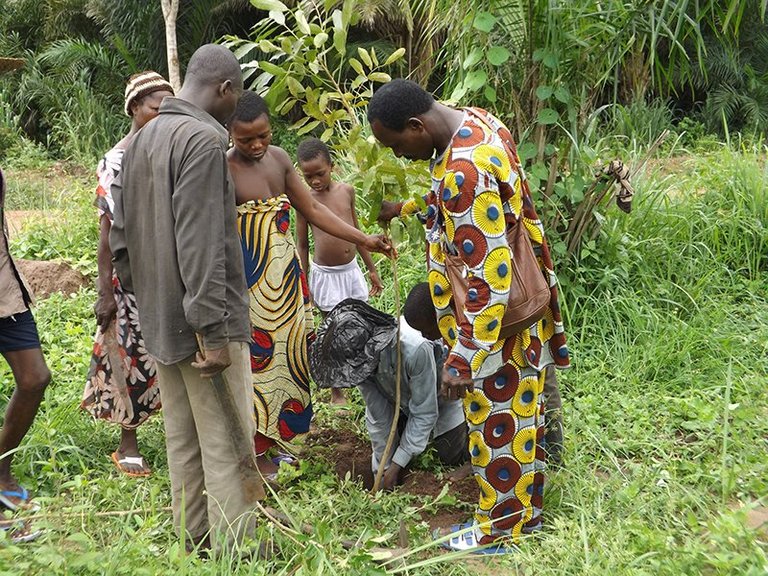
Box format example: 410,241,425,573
368,79,570,553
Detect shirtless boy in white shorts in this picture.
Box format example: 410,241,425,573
296,138,383,405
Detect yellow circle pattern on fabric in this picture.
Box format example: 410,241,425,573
512,376,539,418
537,307,555,342
483,246,513,293
429,242,445,266
476,476,497,511
440,172,461,208
472,143,511,181
512,426,537,464
468,430,491,467
470,348,489,374
523,217,544,244
428,269,452,309
515,471,535,506
432,153,449,181
464,390,493,426
471,192,506,237
475,513,493,535
472,303,506,344
438,313,458,346
443,215,456,243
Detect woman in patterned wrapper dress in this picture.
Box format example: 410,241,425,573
226,92,392,479
81,72,174,477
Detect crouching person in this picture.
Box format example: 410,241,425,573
310,297,468,491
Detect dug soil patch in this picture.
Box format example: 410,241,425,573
306,426,476,529
16,259,89,299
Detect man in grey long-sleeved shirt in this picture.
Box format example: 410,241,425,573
309,298,468,491
110,45,258,555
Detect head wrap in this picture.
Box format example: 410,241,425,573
309,299,398,389
124,71,174,116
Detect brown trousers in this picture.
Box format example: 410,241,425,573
155,342,258,551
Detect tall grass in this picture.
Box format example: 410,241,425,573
0,147,766,574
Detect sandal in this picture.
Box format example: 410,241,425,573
432,522,517,555
111,452,151,478
0,486,40,512
271,452,299,468
1,518,43,544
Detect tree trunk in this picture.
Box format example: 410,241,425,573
161,0,181,93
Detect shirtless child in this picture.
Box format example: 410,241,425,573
296,137,383,405
227,91,391,477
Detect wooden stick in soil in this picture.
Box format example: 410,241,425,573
371,238,402,494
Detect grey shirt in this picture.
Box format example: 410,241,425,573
110,97,250,365
0,167,33,318
361,318,466,471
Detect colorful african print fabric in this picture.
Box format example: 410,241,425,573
426,108,571,544
237,196,314,454
83,148,161,428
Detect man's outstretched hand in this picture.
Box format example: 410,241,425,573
377,200,402,226
362,233,396,258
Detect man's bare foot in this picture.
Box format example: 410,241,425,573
256,454,279,477
330,388,347,406
447,462,472,482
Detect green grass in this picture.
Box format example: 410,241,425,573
0,147,766,574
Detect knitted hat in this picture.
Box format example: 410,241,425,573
0,58,25,74
124,71,174,116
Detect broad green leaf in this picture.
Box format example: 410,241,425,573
321,127,334,141
554,86,571,104
349,57,364,75
537,108,559,125
535,85,553,100
368,72,391,83
543,52,558,70
269,9,285,25
384,47,406,66
370,47,378,66
486,45,510,66
465,69,488,91
258,39,278,53
484,85,497,103
517,142,536,162
233,42,256,59
357,47,373,68
286,76,305,97
258,61,285,77
473,12,496,33
332,9,343,31
250,0,287,11
298,120,321,136
462,48,483,70
295,10,311,35
530,162,549,181
333,28,347,55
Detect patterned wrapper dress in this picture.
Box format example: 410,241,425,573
82,148,160,428
237,196,314,454
426,108,570,544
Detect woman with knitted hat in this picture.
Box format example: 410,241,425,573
81,71,173,477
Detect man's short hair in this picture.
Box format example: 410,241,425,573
230,90,269,124
184,44,243,89
297,137,332,164
403,282,437,332
367,79,435,131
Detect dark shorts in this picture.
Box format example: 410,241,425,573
0,310,42,353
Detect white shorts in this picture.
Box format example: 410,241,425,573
309,259,368,312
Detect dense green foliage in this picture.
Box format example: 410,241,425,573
0,141,766,574
0,0,767,573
